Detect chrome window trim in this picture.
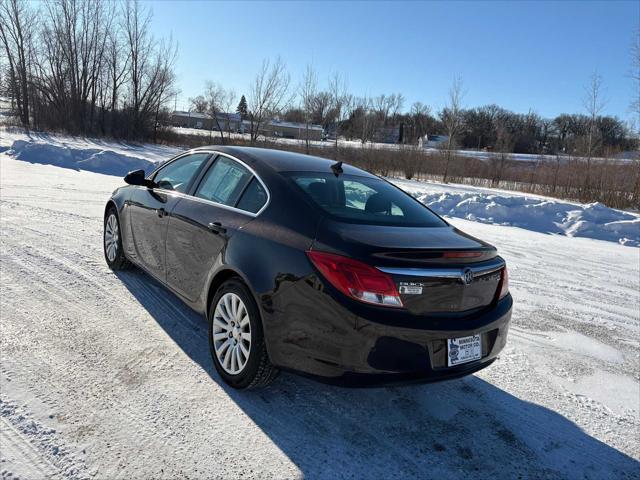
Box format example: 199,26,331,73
148,149,210,181
144,149,271,217
377,258,505,280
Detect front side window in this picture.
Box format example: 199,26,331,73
153,153,210,193
289,173,447,227
195,156,253,207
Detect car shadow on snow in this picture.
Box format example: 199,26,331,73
115,269,639,479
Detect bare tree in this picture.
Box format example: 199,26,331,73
151,38,178,142
583,72,606,158
0,0,36,126
354,95,376,144
582,72,606,198
629,29,640,205
629,28,640,127
440,76,465,183
372,94,389,121
189,95,208,113
220,87,237,138
1,0,176,140
388,93,405,121
247,57,291,144
328,71,352,157
36,0,112,132
202,81,236,143
310,91,332,126
371,93,404,124
492,117,515,187
299,63,317,153
410,102,431,144
106,26,130,134
123,0,177,138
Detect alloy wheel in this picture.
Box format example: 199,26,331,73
104,213,119,262
212,292,252,375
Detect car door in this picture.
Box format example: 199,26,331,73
127,152,211,281
165,154,269,302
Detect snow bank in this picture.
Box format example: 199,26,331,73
6,140,156,176
4,133,638,247
411,190,640,247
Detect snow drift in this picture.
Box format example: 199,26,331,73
4,137,638,247
410,190,640,247
6,140,157,176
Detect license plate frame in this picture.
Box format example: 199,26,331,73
447,334,482,367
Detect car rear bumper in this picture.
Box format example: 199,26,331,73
265,281,512,386
304,357,498,387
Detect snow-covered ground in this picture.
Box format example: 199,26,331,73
392,178,640,247
1,130,639,478
0,128,181,170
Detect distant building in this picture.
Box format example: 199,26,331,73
372,126,401,144
170,111,243,132
169,111,323,140
241,119,324,141
170,111,209,129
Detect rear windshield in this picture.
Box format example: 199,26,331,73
287,172,447,227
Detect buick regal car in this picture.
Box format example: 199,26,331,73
103,146,512,389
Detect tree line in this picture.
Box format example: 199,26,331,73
2,0,637,158
2,1,638,209
277,73,636,157
0,0,177,140
185,63,636,159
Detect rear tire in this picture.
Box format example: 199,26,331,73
104,208,131,271
209,278,279,389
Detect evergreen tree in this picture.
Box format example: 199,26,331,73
236,95,248,120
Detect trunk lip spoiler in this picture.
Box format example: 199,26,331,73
376,258,505,280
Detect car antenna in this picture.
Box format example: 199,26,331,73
331,160,343,177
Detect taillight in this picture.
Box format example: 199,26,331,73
499,266,509,299
306,251,403,308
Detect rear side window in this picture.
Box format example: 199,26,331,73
196,156,252,206
236,178,268,214
153,153,210,193
289,173,446,227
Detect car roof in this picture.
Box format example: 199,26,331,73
193,145,376,178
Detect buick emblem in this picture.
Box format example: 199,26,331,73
462,268,474,285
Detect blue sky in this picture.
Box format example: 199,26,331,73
150,1,639,120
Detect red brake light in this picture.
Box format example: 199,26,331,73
306,251,403,308
442,251,483,259
499,266,509,299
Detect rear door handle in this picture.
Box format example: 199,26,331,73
156,208,166,218
208,222,227,234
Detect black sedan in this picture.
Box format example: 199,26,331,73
104,146,512,389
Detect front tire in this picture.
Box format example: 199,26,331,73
209,279,279,389
104,208,131,270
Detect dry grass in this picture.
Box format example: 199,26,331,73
157,129,639,210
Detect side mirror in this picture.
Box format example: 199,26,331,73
124,169,155,188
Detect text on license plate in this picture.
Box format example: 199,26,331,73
447,334,482,367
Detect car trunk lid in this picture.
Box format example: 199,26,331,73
313,220,504,314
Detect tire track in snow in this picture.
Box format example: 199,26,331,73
0,265,190,479
0,397,89,479
0,219,208,478
2,154,638,478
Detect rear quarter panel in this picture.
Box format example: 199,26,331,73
200,175,323,362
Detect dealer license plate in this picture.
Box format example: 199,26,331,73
447,334,482,367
